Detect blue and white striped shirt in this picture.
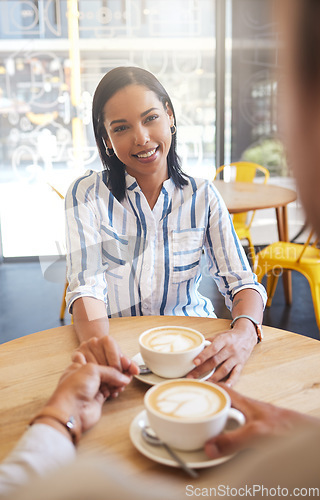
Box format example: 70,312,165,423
65,170,266,318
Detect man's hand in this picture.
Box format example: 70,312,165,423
46,361,132,435
204,383,320,459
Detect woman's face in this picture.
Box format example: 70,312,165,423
103,84,174,184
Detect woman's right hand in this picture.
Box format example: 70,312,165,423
72,336,140,377
71,298,139,397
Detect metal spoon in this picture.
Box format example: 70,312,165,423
141,425,199,478
138,363,152,375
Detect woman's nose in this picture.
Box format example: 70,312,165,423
134,125,149,146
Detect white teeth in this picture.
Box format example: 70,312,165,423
137,148,156,158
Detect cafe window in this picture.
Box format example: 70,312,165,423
225,0,287,176
0,0,297,259
0,0,216,258
224,0,303,245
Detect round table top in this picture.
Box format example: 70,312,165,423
1,317,320,491
213,180,297,213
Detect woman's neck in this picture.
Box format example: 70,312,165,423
131,171,169,210
139,180,164,210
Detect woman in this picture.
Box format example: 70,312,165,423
65,66,266,385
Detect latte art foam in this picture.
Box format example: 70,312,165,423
142,329,201,353
149,382,226,419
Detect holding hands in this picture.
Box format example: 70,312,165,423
30,336,320,463
31,338,136,444
46,361,132,435
72,335,140,378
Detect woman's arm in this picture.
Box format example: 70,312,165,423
230,288,264,339
188,183,266,385
73,297,110,342
72,297,139,376
188,290,264,386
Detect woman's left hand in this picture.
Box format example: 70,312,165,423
186,323,257,386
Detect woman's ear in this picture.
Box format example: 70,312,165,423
165,102,174,127
104,133,112,149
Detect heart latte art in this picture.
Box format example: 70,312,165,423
141,329,202,353
148,381,226,419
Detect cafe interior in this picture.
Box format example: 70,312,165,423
0,0,319,496
1,0,318,341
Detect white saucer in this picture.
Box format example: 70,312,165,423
129,410,234,469
132,353,215,386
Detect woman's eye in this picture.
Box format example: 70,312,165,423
114,125,128,133
145,114,158,123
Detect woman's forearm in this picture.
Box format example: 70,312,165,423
231,288,264,343
72,297,109,343
231,288,264,321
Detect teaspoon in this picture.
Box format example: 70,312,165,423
138,363,152,375
141,426,199,478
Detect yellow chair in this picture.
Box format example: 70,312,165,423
48,184,68,321
214,161,269,262
254,231,320,329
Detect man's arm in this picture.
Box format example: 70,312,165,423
0,356,131,497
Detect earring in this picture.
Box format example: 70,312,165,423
102,138,115,157
106,147,115,157
171,124,177,135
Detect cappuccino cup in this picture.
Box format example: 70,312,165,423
144,379,245,451
139,326,211,378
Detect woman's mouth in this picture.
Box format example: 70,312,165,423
134,146,159,159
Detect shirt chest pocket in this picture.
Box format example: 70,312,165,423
172,227,205,283
101,234,129,280
101,225,146,281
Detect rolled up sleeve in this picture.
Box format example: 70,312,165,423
204,184,267,310
65,172,108,313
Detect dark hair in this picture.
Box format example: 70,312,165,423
92,66,188,201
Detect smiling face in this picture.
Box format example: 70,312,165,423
103,84,174,184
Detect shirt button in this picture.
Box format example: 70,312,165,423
144,264,150,271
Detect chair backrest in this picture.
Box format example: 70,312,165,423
48,183,65,200
297,229,319,262
214,161,270,227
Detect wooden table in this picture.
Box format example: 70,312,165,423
214,180,297,304
1,316,319,490
213,180,297,242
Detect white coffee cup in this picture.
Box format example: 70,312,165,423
139,326,211,378
144,379,246,451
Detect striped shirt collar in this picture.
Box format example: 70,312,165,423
125,172,176,199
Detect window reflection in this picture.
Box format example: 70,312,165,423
0,0,215,257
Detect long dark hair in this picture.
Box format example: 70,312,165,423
92,66,188,201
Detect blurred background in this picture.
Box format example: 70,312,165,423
0,0,314,340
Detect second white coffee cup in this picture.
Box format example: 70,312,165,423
139,325,211,378
144,379,246,451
